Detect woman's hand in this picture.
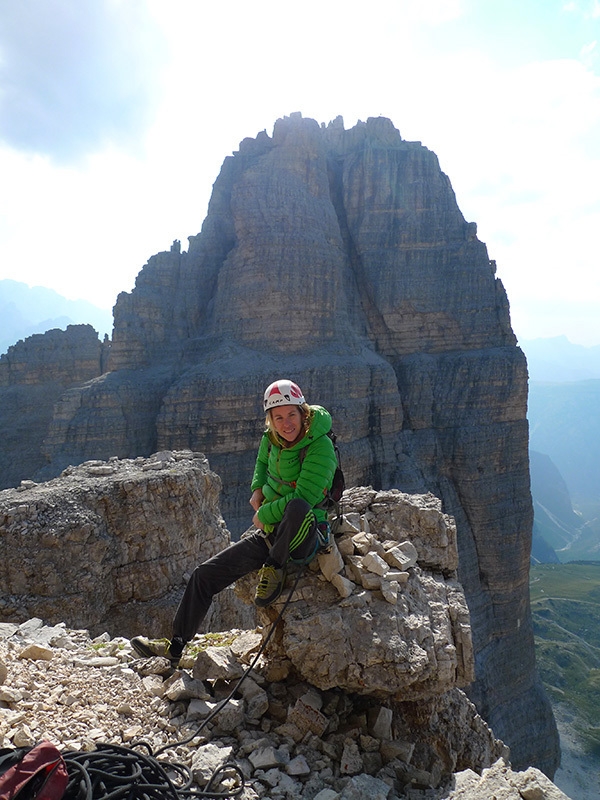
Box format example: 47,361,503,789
252,512,264,531
249,488,264,512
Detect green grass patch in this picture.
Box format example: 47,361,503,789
530,562,600,602
531,563,600,756
186,630,238,657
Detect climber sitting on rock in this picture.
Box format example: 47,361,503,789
132,379,338,665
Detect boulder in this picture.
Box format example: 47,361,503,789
0,452,253,637
236,488,473,701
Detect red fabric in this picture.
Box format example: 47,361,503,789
0,741,68,799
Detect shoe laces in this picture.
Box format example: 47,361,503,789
257,565,279,592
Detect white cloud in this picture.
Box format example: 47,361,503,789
414,54,600,345
394,0,466,24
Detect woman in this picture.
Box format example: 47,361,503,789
132,379,338,664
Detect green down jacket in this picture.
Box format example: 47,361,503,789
251,405,337,529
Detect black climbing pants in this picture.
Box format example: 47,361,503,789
172,497,317,644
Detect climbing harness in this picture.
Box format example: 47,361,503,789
288,519,331,565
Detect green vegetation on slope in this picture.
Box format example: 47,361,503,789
530,563,600,755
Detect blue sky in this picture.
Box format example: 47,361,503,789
0,0,599,345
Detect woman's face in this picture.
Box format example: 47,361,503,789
270,405,304,443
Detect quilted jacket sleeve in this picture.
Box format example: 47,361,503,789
250,433,269,492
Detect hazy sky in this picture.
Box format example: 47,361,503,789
1,0,599,345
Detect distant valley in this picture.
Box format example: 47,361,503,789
530,561,600,795
522,336,600,563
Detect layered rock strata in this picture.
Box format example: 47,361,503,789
0,451,251,637
0,324,107,489
0,114,556,772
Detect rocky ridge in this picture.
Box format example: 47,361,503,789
0,452,474,705
0,324,107,490
0,454,567,797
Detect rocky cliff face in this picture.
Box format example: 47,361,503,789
0,324,108,489
0,114,556,773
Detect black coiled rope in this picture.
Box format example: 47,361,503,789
61,742,245,799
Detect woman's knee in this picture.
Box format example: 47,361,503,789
284,497,312,518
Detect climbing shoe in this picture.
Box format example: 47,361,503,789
130,636,184,665
254,564,286,607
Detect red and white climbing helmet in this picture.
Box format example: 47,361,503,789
263,379,306,411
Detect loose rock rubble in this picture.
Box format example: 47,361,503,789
0,619,570,799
